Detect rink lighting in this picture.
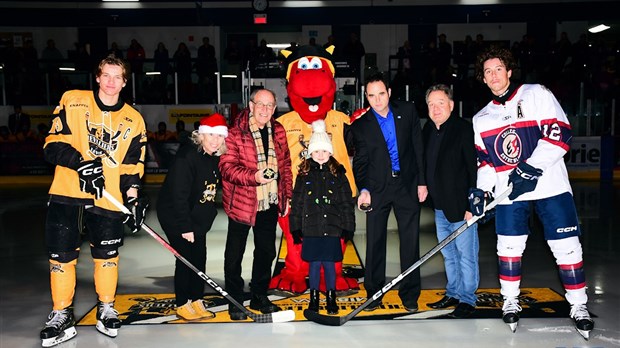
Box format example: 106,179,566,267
267,43,291,49
59,67,75,71
146,72,161,75
221,75,238,79
588,24,610,33
102,0,139,2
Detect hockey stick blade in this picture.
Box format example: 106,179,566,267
303,185,512,326
102,190,296,323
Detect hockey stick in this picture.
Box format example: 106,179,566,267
102,190,295,323
304,185,512,326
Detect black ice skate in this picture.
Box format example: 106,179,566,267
40,307,77,347
96,301,121,338
501,297,522,333
570,303,594,340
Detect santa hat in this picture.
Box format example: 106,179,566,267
198,113,228,137
307,119,333,155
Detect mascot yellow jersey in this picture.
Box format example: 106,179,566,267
44,90,147,214
278,110,356,194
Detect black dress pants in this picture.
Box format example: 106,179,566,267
167,232,207,306
224,205,278,302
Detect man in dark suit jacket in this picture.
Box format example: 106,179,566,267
352,73,427,312
422,84,479,318
8,105,31,135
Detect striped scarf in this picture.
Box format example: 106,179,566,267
249,115,279,211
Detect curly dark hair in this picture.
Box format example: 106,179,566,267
298,157,342,177
475,46,517,83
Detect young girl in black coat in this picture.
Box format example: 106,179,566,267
290,120,355,314
156,113,228,320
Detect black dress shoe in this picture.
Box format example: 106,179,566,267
228,305,248,321
449,303,476,318
249,294,281,314
426,296,459,309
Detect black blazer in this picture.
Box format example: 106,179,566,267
352,100,425,208
422,115,477,223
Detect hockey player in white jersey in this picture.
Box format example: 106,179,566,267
468,47,593,340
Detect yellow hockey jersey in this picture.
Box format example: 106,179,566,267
44,90,147,215
277,110,356,196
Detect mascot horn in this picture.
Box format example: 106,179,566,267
269,45,360,296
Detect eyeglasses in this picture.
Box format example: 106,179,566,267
251,101,276,110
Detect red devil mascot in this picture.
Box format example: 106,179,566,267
269,45,359,295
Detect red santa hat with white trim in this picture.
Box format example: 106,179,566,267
198,113,228,137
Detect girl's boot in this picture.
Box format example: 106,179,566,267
308,289,320,312
326,290,338,314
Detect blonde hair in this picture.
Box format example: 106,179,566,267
191,130,227,156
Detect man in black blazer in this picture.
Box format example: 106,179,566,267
352,73,427,312
8,105,31,135
422,84,479,318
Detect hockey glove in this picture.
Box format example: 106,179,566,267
77,158,105,199
508,162,543,200
342,230,355,243
468,188,494,216
291,230,303,244
123,195,150,234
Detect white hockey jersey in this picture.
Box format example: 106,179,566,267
473,84,573,203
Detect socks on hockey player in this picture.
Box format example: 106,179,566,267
50,259,77,310
93,256,119,303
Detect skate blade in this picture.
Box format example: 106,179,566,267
576,328,590,340
96,322,118,338
41,326,77,347
507,322,518,333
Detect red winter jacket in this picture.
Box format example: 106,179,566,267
220,109,293,226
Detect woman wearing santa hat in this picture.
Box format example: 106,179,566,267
156,113,228,320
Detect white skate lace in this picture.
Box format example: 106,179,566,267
502,297,522,314
99,302,119,320
570,303,590,320
45,309,70,328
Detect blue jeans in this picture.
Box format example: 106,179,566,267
434,209,479,306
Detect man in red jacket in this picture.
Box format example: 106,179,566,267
219,88,293,320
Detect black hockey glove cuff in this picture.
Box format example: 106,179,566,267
122,194,149,233
76,158,105,199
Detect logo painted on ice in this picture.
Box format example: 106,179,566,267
495,127,522,166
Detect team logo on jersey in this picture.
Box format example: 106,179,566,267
86,111,123,166
517,100,524,119
494,127,522,166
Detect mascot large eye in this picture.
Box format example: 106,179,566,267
308,57,322,69
297,57,323,70
298,57,311,70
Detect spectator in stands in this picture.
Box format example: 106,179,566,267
74,43,92,72
224,40,241,91
15,117,36,143
41,39,64,72
173,42,193,103
342,32,365,79
437,33,453,84
175,120,192,146
108,42,123,59
8,104,31,135
127,39,145,74
153,121,177,142
0,126,17,143
256,39,275,65
196,37,218,103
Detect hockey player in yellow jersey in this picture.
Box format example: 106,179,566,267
40,55,148,347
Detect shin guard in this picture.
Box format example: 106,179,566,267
93,256,119,303
50,259,77,311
